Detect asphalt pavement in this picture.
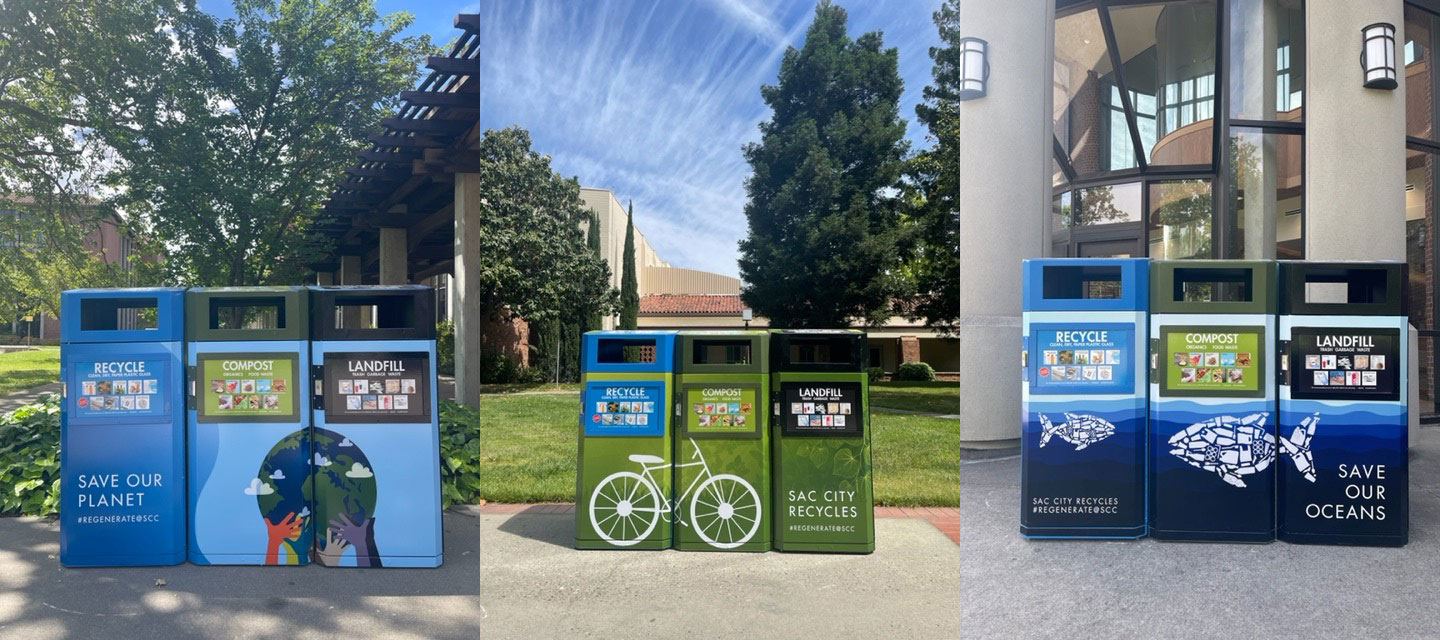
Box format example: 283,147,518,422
961,427,1440,639
0,507,481,640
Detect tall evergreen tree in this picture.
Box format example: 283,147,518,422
737,0,910,327
619,200,639,329
904,0,961,335
585,211,605,332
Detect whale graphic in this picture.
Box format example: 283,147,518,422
1168,413,1274,488
1038,412,1115,451
1279,413,1319,483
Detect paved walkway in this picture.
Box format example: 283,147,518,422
0,508,481,640
962,427,1440,639
0,383,61,415
479,507,959,638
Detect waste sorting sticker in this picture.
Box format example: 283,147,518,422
197,353,299,422
1160,326,1265,397
780,382,863,436
683,385,759,437
1289,328,1400,401
72,357,169,418
584,382,664,437
1031,323,1134,394
322,352,431,423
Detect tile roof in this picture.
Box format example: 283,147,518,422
639,294,745,316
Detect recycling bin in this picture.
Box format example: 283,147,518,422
310,285,442,566
673,330,770,552
1278,261,1408,546
1150,261,1277,542
770,330,873,554
1020,259,1148,539
59,288,187,567
186,287,312,565
576,330,678,550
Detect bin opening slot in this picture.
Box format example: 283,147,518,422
1171,267,1252,303
596,338,657,364
1301,269,1388,305
79,298,159,331
692,340,752,365
329,295,416,330
208,297,286,330
787,337,858,366
1041,265,1123,299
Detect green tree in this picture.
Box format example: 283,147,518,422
585,211,605,332
618,201,639,329
903,0,960,335
106,0,434,286
738,0,910,327
471,127,616,343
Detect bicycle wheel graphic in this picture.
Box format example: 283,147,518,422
589,471,661,546
689,473,761,549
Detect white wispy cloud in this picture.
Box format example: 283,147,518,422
480,0,942,279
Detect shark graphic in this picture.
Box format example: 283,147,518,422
1168,413,1274,488
1038,412,1116,451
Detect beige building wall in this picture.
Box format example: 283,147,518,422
640,266,740,295
579,187,668,295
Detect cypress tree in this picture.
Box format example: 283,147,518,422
619,200,639,329
585,211,604,332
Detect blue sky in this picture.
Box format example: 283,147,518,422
479,0,943,278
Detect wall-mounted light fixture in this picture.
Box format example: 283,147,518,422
742,308,753,329
959,37,990,101
1361,23,1398,90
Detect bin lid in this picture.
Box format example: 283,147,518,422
1279,261,1406,316
60,287,186,343
1022,258,1148,312
582,330,677,374
769,329,867,372
186,286,309,342
676,330,769,374
1150,260,1277,315
308,285,436,341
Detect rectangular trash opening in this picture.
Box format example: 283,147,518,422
80,297,159,331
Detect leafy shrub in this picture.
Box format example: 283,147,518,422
438,400,483,508
0,395,61,516
436,320,455,376
866,367,886,383
895,361,936,382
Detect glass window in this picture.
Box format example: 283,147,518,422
1075,182,1142,226
1406,149,1434,410
1109,1,1217,166
1406,6,1434,141
1227,129,1302,258
1053,158,1069,189
1053,190,1073,231
1149,180,1213,259
1228,0,1304,122
1055,9,1136,174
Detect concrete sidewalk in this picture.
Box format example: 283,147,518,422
961,428,1440,639
480,510,960,638
0,507,481,640
0,383,61,415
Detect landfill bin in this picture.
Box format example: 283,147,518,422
59,288,187,566
576,330,677,550
309,285,442,566
1020,259,1148,538
186,287,313,564
1277,261,1408,546
1150,261,1277,542
673,330,770,552
770,330,873,554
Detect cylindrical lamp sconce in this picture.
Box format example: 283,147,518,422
1361,22,1398,90
959,37,989,101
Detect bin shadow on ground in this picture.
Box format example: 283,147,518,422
0,508,481,640
494,506,575,549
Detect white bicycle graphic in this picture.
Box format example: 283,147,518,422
588,437,761,549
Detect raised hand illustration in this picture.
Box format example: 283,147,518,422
264,512,304,565
316,527,351,567
256,429,313,565
330,512,383,568
313,427,380,567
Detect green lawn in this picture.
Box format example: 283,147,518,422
477,390,959,507
0,347,60,395
869,381,959,415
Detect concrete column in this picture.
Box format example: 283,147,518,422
1305,0,1406,260
379,227,409,284
339,255,363,328
958,0,1054,446
315,271,334,286
453,173,483,408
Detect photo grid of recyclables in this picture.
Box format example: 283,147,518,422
78,378,160,412
1173,350,1252,385
1040,349,1121,382
692,401,753,428
1304,353,1385,387
338,377,418,412
595,400,655,426
211,376,288,411
790,401,853,428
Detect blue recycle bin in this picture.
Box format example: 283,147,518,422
1278,261,1408,546
186,287,312,565
1020,259,1148,538
59,288,187,566
1149,261,1277,542
309,286,442,567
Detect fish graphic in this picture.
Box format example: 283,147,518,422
1038,412,1115,451
1168,413,1273,488
1279,413,1319,483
